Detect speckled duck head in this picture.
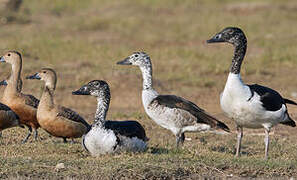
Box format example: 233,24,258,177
0,51,22,65
26,68,57,90
207,27,247,74
207,27,247,47
72,80,110,99
117,52,153,90
116,52,152,68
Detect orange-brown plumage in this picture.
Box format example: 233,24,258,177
26,68,90,142
0,51,40,143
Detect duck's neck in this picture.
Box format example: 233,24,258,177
140,64,153,90
94,94,110,126
41,84,55,109
5,61,22,95
230,39,247,74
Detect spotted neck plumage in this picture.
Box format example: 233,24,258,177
139,64,153,90
94,90,110,126
230,36,247,74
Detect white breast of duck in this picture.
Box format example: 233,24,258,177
73,80,147,156
83,125,147,156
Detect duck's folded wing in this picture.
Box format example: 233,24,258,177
0,103,12,111
104,120,147,141
24,94,40,109
151,95,229,132
57,106,90,130
248,84,284,111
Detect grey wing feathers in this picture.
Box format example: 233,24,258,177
57,106,90,131
152,95,230,132
24,94,40,109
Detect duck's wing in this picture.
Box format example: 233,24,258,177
151,95,230,132
248,84,285,111
0,103,12,111
24,94,40,109
104,120,148,141
0,103,20,120
57,106,90,130
248,84,296,127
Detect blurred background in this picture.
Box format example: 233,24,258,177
0,0,296,178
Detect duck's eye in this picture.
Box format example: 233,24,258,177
43,71,46,73
134,54,138,57
215,34,221,39
7,53,10,56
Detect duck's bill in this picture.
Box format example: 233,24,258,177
206,38,224,43
26,73,41,80
0,56,5,62
116,57,131,65
72,89,90,95
0,80,7,86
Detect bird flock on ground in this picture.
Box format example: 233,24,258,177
0,27,296,159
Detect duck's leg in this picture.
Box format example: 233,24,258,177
22,126,32,144
235,126,243,157
33,129,38,141
176,133,185,149
63,137,67,143
264,128,270,160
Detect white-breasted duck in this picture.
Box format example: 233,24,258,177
0,51,40,143
26,68,90,142
207,27,296,159
72,80,148,155
117,52,230,148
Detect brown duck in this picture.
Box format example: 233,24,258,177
0,51,40,143
26,68,90,142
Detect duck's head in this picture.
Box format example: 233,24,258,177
72,80,110,98
0,51,22,65
207,27,246,46
26,68,57,90
117,52,151,67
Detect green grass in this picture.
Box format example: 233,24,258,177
0,0,297,179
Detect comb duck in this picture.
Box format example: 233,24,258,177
207,27,296,159
72,80,148,155
117,52,230,148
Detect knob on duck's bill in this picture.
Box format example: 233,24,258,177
206,33,225,43
26,73,41,80
72,86,90,96
116,57,132,65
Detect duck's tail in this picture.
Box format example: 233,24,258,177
284,98,297,106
